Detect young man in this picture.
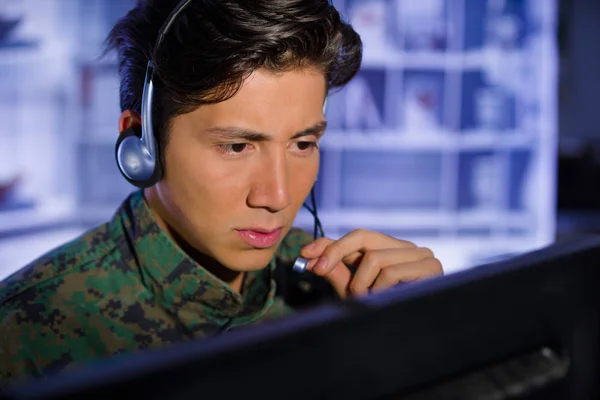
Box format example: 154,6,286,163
0,0,442,388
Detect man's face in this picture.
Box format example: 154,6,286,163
148,67,326,272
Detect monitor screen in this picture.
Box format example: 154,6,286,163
3,236,599,400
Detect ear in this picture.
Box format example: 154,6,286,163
119,110,142,134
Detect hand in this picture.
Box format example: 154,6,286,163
299,229,443,299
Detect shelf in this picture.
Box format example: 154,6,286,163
0,226,87,280
76,130,537,151
407,236,549,274
293,209,535,230
74,206,118,225
0,39,39,52
320,130,537,151
361,50,493,70
73,51,118,68
78,130,120,145
0,39,71,67
0,196,75,236
457,130,537,149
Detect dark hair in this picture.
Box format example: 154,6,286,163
104,0,362,158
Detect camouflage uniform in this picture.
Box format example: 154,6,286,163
0,191,336,387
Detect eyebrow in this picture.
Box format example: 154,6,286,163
204,121,328,142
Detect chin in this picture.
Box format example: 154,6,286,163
224,248,278,272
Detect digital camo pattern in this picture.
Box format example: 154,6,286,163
0,190,316,387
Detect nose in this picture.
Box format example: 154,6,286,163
247,150,291,212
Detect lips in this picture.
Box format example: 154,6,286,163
235,227,283,249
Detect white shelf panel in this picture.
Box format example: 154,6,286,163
0,226,87,281
75,206,118,223
294,209,534,230
321,130,537,151
0,197,75,235
406,236,550,274
361,51,488,70
0,47,40,66
76,131,537,151
77,130,537,151
73,51,118,68
78,132,119,146
0,41,69,66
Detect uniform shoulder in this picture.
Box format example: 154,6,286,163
0,222,117,308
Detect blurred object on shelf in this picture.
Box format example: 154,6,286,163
0,173,34,212
0,15,21,43
0,175,20,207
397,0,448,52
402,71,444,133
0,90,21,211
348,0,389,57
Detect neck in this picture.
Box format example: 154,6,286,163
143,189,245,294
172,229,246,294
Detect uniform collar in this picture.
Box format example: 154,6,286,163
110,191,277,325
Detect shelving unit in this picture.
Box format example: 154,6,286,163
302,0,558,269
321,129,537,150
0,31,76,236
0,196,74,237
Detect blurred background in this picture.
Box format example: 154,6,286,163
0,0,595,279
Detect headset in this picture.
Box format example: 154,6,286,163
115,0,192,189
114,0,325,239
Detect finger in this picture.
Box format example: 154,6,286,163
312,229,417,275
370,258,443,293
300,237,333,258
323,261,354,299
299,238,355,298
300,237,362,269
349,248,435,297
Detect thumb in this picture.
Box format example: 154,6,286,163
300,237,353,298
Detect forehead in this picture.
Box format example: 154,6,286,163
181,67,327,136
238,66,327,101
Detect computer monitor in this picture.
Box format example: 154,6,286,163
3,236,599,400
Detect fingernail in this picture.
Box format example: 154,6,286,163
306,258,318,270
314,257,328,273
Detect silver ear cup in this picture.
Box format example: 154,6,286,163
116,134,156,181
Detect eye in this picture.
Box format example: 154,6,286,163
291,141,319,153
229,143,247,153
297,141,316,150
217,143,253,155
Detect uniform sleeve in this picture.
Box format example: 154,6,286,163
0,311,65,387
0,305,95,389
0,286,130,388
0,309,49,388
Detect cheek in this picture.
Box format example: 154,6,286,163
163,141,245,216
166,138,237,186
289,156,319,203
